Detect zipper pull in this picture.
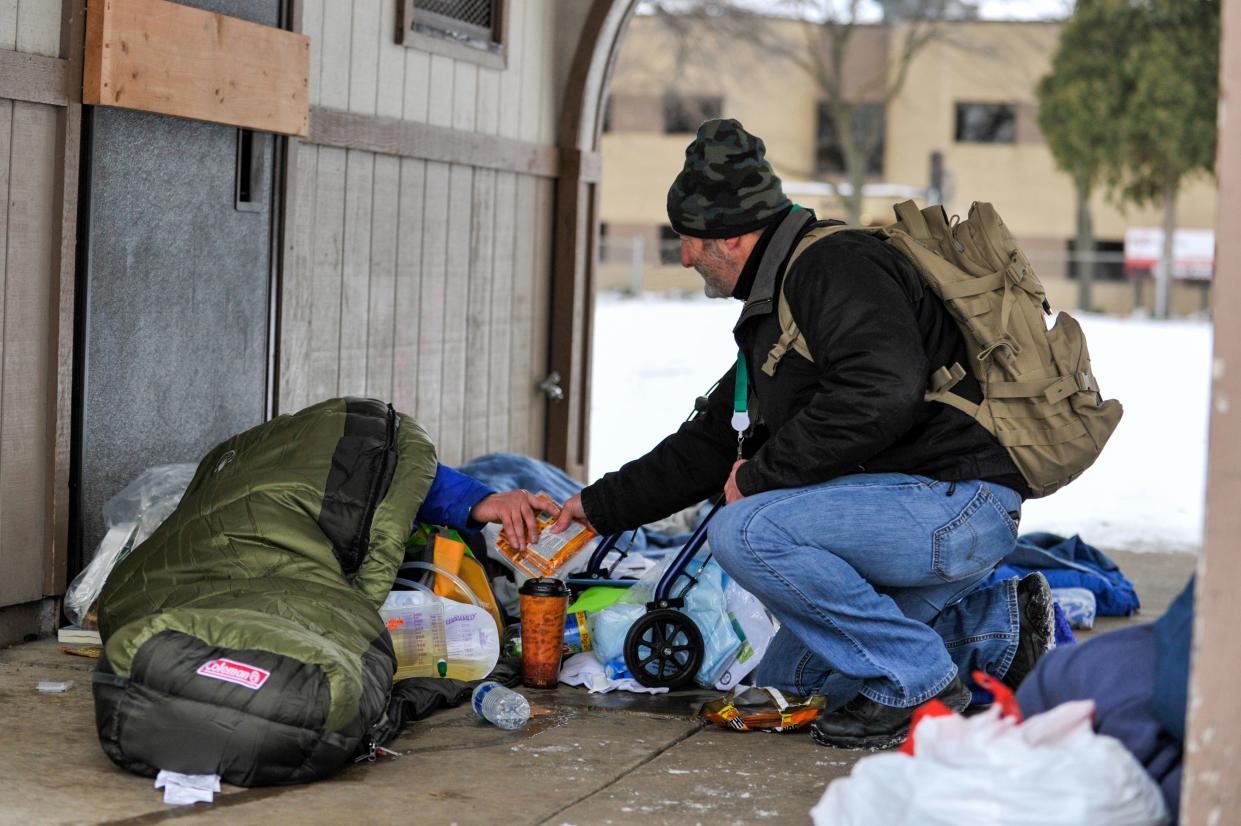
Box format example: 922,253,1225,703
354,740,378,763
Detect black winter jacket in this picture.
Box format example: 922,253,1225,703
581,208,1027,536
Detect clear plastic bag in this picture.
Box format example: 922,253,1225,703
64,463,197,626
812,699,1170,826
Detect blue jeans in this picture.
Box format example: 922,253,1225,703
707,473,1023,708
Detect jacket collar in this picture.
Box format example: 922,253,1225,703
733,208,815,333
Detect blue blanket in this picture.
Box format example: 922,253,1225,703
986,532,1140,617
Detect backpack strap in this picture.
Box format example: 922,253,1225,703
735,208,815,330
893,200,932,241
760,225,888,377
922,362,982,420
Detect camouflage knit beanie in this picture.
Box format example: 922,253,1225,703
667,118,791,239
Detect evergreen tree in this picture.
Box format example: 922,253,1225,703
1040,0,1219,317
1037,0,1127,312
1113,0,1219,317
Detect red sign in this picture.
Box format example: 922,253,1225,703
196,658,271,690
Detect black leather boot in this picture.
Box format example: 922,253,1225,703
1003,571,1057,691
809,676,972,750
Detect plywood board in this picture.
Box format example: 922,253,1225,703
416,160,450,446
16,0,60,57
487,171,516,451
0,102,56,605
508,174,537,453
537,0,556,145
401,44,430,123
82,0,310,135
475,64,500,136
348,0,381,115
463,167,495,461
0,0,18,51
391,157,425,413
376,0,405,120
338,148,374,396
437,163,473,464
366,153,400,400
518,0,543,144
497,0,524,140
528,176,553,456
278,143,319,413
451,62,477,133
308,145,346,402
426,54,453,128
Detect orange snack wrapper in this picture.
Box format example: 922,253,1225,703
496,496,597,579
700,687,827,732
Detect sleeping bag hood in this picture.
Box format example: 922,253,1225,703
92,397,438,786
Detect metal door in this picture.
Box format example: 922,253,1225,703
73,0,284,557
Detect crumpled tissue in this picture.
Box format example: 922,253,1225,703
154,771,221,806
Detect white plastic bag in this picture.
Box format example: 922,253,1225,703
811,700,1170,826
64,463,197,625
712,579,777,691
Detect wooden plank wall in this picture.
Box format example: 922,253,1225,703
0,0,64,607
282,0,559,465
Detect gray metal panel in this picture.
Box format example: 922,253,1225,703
77,0,281,555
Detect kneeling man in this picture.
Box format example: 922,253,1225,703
555,119,1053,749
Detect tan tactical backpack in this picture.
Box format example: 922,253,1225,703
762,200,1123,498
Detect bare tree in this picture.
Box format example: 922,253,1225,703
643,0,976,223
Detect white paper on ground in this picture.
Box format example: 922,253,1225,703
154,771,221,806
559,652,669,695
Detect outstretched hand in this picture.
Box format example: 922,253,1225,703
551,493,595,535
470,489,558,552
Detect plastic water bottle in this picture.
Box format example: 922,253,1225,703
471,682,530,730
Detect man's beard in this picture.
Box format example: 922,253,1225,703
697,266,731,298
695,243,734,298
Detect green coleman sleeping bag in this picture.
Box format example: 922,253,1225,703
92,397,437,786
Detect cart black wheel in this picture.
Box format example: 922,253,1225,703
624,608,704,689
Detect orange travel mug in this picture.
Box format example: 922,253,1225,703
518,578,570,689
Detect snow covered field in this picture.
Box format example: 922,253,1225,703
589,293,1212,554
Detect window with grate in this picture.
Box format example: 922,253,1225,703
659,226,682,265
816,103,885,177
405,0,503,54
1067,239,1127,282
663,95,723,134
955,102,1017,144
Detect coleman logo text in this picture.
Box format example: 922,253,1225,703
196,658,270,690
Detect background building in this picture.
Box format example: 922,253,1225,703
598,14,1218,316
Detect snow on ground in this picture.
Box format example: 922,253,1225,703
589,292,1212,554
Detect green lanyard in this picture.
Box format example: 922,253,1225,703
732,350,750,457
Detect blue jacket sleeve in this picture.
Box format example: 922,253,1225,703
415,464,496,531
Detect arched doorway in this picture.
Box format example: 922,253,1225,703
547,0,640,480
